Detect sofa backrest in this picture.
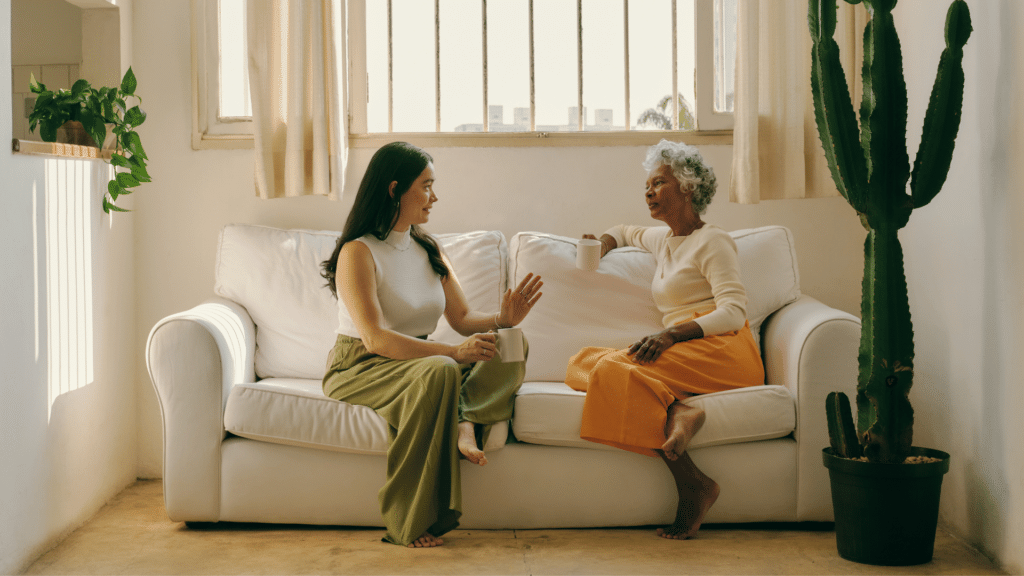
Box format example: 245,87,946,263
510,226,801,382
214,225,506,380
214,224,799,382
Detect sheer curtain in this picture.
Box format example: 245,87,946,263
730,1,866,204
247,0,347,199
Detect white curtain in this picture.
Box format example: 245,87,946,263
730,1,866,204
247,0,347,199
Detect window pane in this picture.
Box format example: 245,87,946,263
628,0,674,130
485,0,530,131
440,0,483,132
218,0,251,118
582,0,625,131
676,0,696,129
714,0,736,113
366,0,389,132
391,0,437,132
532,0,577,130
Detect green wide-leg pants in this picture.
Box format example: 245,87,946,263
322,334,527,546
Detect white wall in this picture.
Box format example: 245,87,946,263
895,0,1024,573
0,0,138,572
130,0,867,478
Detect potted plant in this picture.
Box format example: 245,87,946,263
808,0,971,566
29,67,151,213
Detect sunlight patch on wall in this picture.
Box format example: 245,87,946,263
44,158,95,420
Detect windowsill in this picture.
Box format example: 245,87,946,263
349,130,734,148
188,130,734,150
12,138,114,160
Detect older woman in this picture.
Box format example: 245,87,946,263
566,139,764,540
320,142,543,548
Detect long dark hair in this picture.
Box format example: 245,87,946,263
321,141,448,298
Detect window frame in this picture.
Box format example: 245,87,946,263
191,0,255,150
192,0,733,150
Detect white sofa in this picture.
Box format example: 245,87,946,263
146,223,860,529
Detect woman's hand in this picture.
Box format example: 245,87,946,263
582,234,616,257
452,332,498,364
628,330,677,364
496,273,543,328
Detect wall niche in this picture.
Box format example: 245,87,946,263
10,0,123,151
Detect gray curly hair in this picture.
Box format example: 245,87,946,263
642,139,717,215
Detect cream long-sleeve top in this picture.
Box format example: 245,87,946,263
335,228,447,339
604,224,748,337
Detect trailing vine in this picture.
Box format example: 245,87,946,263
29,67,151,213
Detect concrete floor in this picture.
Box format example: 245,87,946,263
22,480,1006,575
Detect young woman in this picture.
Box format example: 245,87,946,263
320,141,542,548
568,140,764,540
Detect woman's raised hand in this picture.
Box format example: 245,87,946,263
496,273,543,328
453,332,498,364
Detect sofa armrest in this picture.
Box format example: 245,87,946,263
146,298,256,521
760,294,860,521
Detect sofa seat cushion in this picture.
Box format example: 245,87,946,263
511,382,795,451
224,378,508,454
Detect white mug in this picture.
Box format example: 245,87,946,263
496,327,525,363
576,238,602,272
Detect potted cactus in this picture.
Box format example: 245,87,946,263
808,0,971,566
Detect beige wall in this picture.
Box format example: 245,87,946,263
895,0,1024,572
0,1,137,572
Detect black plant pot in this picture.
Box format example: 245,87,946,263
822,447,951,566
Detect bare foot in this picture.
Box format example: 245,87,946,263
407,533,444,548
657,453,720,540
457,421,487,466
660,401,706,461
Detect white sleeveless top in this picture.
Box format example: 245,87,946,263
336,228,447,339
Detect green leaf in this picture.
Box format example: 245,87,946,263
124,106,147,127
29,73,45,93
111,153,131,168
128,155,152,182
103,197,130,214
107,180,123,200
120,67,138,96
40,121,58,142
116,172,141,189
71,78,91,97
125,132,147,160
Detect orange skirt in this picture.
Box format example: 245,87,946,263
565,317,764,458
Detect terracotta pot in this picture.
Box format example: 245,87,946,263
55,120,98,148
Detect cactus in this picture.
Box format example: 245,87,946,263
809,0,972,463
826,392,863,459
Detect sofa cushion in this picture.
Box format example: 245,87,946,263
214,224,508,379
224,378,508,454
511,382,795,451
509,226,801,382
215,225,341,380
429,230,508,345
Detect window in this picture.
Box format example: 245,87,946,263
194,0,735,149
192,0,254,149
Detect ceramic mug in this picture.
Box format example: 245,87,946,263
496,327,525,362
576,238,602,272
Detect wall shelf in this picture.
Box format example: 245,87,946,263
12,138,113,160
